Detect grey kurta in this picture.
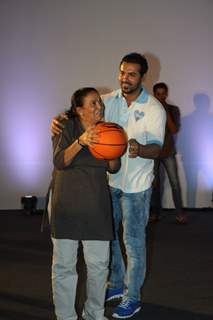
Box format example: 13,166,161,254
51,117,114,240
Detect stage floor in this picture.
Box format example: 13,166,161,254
0,209,213,320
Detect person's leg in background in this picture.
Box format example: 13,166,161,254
83,240,110,320
52,238,79,320
150,159,161,222
162,155,187,224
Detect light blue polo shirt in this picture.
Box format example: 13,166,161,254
102,88,166,193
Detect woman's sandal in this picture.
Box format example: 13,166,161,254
176,213,188,224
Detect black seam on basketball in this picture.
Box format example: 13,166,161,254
97,129,124,133
97,124,123,129
91,143,126,146
90,148,125,159
90,149,107,158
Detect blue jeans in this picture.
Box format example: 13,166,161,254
108,186,152,301
151,154,183,215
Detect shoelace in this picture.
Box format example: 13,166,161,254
119,298,132,309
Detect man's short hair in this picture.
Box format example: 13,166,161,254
120,52,148,77
153,82,168,94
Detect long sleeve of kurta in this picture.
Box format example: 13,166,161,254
52,120,76,170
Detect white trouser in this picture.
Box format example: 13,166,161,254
52,238,110,320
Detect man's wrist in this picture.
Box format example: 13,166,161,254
138,144,143,157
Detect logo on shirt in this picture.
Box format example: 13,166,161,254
134,110,144,122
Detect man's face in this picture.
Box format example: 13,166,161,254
154,88,168,104
118,62,143,95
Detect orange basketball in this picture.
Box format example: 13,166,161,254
88,122,128,160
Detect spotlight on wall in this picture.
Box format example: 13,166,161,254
21,195,37,215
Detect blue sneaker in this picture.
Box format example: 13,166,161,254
105,287,124,302
112,298,141,318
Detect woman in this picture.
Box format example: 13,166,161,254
51,87,120,320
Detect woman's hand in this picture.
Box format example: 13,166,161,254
107,158,121,173
78,126,100,146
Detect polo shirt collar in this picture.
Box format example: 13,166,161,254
117,87,149,104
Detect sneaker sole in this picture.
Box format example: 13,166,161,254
106,293,124,302
112,306,141,318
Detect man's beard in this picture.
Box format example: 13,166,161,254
121,82,141,95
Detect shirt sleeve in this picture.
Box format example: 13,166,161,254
146,101,167,146
170,105,181,132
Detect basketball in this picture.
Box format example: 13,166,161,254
88,122,128,160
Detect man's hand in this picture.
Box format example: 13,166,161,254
51,112,68,136
128,139,141,158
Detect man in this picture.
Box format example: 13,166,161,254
150,82,187,224
51,53,166,319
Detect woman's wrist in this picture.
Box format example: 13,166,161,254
77,137,85,147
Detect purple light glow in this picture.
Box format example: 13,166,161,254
199,144,213,186
3,97,52,188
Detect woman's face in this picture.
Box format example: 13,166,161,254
78,91,104,125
